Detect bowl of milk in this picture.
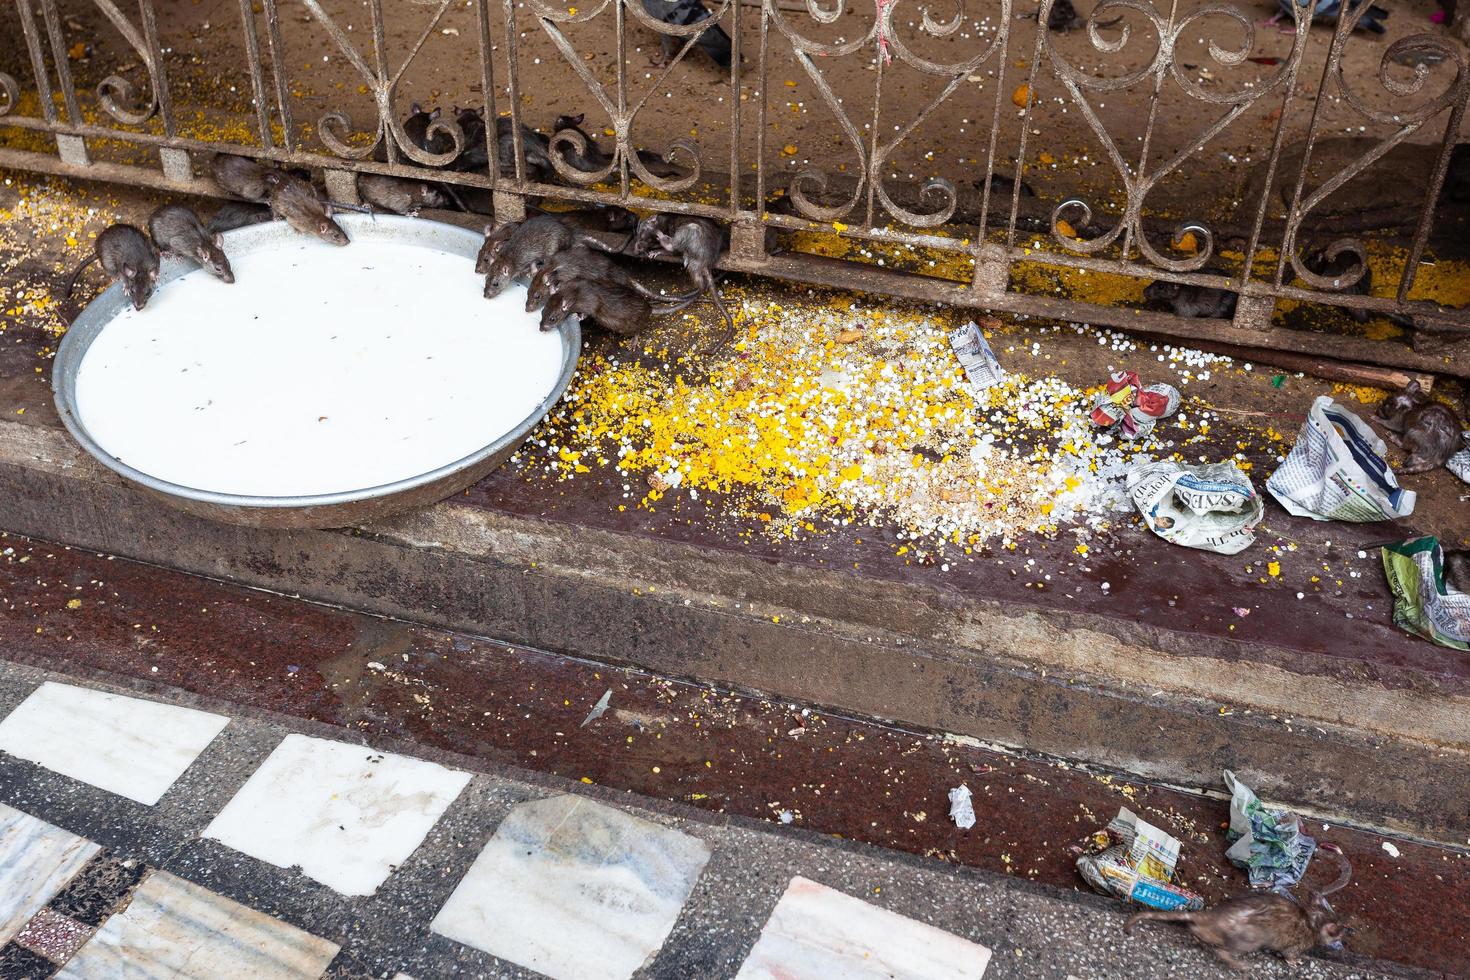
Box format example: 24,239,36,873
52,213,580,529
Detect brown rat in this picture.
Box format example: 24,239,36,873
641,214,734,345
148,204,233,283
1445,549,1470,594
1125,843,1351,971
65,223,160,311
524,245,698,313
538,278,699,336
263,171,350,246
357,174,447,216
1375,379,1463,475
1143,278,1239,319
207,202,273,235
550,113,683,178
210,153,274,202
481,215,620,298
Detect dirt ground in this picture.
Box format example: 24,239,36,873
1,0,1464,222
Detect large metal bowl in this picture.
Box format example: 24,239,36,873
52,213,580,530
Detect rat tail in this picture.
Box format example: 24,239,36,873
64,253,99,298
627,280,699,304
1123,910,1195,935
648,290,703,317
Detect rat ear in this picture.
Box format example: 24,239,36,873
570,113,584,126
655,230,675,248
1406,379,1423,394
429,107,441,120
122,263,135,278
213,232,224,247
410,101,423,114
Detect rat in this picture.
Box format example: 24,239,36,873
1445,549,1470,594
1293,247,1414,328
549,113,683,178
403,102,456,157
481,215,621,298
640,214,734,344
1143,278,1239,319
538,278,699,336
65,223,161,311
1374,379,1464,474
207,202,272,235
357,174,447,216
476,221,521,275
603,205,639,233
524,244,698,312
148,204,233,283
263,171,350,246
1048,0,1123,30
1125,843,1351,971
210,153,275,202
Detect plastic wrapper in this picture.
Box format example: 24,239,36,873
1075,808,1204,911
949,321,1006,395
1382,536,1470,650
1223,770,1316,893
1266,396,1416,522
948,784,976,829
1128,460,1264,555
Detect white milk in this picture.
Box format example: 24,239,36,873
74,237,566,497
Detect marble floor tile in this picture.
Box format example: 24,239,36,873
0,682,230,806
55,870,339,980
15,907,93,963
203,734,471,897
0,803,101,946
734,876,992,980
431,794,711,980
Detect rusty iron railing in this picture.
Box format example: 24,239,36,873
1,0,1468,375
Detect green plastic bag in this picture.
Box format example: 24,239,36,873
1382,537,1470,651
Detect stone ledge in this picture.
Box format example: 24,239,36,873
0,419,1466,842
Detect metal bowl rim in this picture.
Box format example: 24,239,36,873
52,213,580,510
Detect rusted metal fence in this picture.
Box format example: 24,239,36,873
1,0,1467,375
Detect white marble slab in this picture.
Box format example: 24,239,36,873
0,803,100,945
431,794,711,980
203,734,471,897
55,870,339,980
0,682,230,806
734,876,992,980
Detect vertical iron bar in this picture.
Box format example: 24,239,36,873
369,0,394,165
501,0,526,184
1123,0,1178,262
728,0,741,215
476,0,501,185
236,0,274,147
37,0,81,124
754,0,769,218
1239,22,1309,290
865,50,885,229
137,0,173,135
615,0,628,198
1398,98,1469,301
15,0,58,124
976,11,1009,243
261,0,297,152
1274,18,1343,287
1008,4,1048,248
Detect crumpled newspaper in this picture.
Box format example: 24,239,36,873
1128,460,1264,555
1267,396,1415,522
1075,808,1204,911
949,321,1006,396
1382,536,1470,650
1448,432,1470,485
1223,770,1317,894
